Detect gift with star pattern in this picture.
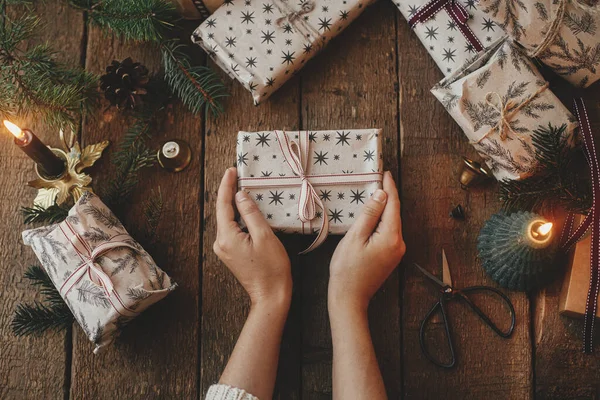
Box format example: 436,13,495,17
191,0,373,104
431,38,578,181
22,192,177,354
395,0,506,76
477,0,600,88
236,129,382,252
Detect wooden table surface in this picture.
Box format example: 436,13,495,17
1,2,600,399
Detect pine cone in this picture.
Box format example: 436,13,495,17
100,58,149,110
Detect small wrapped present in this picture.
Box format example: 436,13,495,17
237,129,383,252
192,0,373,105
22,192,176,354
431,37,578,181
394,0,506,76
478,0,600,87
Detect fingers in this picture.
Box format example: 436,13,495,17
235,190,272,238
379,171,402,235
349,189,387,240
216,167,240,236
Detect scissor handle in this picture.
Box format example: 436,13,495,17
419,297,456,368
456,286,516,338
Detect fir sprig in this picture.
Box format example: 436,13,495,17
143,188,163,243
21,204,70,225
23,265,64,306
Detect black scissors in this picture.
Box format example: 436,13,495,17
414,249,516,368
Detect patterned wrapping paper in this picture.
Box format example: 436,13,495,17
431,37,578,181
236,130,383,245
478,0,600,87
192,0,373,105
22,192,176,354
394,0,506,76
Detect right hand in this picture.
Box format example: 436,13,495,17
213,167,292,307
328,171,406,311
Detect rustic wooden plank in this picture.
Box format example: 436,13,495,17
534,91,600,400
397,13,533,400
299,2,401,398
69,27,202,399
200,74,302,399
0,3,83,399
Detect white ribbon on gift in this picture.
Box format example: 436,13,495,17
239,130,383,254
58,220,139,318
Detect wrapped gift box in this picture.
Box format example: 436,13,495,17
172,0,223,19
192,0,373,104
394,0,506,76
22,192,176,354
236,130,383,250
478,0,600,87
431,37,578,181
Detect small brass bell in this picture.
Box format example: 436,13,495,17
157,140,192,172
459,157,493,189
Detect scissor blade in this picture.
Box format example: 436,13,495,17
442,249,453,287
413,263,446,288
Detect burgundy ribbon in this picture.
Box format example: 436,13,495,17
408,0,483,52
560,98,599,354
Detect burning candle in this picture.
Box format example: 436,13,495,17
4,120,66,178
527,220,554,249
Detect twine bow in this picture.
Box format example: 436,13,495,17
276,1,315,27
238,131,383,254
59,220,139,317
408,0,483,52
531,0,567,58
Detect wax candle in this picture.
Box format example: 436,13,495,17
526,220,554,249
4,121,65,178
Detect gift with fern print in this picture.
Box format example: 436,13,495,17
21,192,176,354
431,37,578,181
478,0,600,87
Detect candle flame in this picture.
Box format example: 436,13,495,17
3,120,24,140
537,222,553,236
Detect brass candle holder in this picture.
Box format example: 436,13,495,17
458,157,493,189
157,139,192,172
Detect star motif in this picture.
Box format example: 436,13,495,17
262,3,273,13
447,21,457,31
319,190,332,202
318,17,332,31
246,29,252,34
266,77,275,87
337,192,345,200
256,193,263,201
482,18,495,32
424,26,438,41
486,36,493,42
466,0,476,9
246,57,257,68
335,131,351,146
316,211,323,218
243,135,250,142
253,155,260,161
208,33,215,39
314,150,329,165
267,213,273,219
364,149,375,162
265,19,272,25
323,133,331,141
442,48,457,62
348,212,355,218
465,43,476,53
241,11,255,24
350,189,365,204
261,30,275,44
269,190,284,205
340,10,349,20
283,23,293,33
342,169,354,174
356,134,362,140
303,43,313,53
249,82,258,92
256,132,271,147
322,5,329,12
261,171,272,177
289,193,296,200
225,36,237,47
328,208,343,224
231,63,240,74
237,152,248,166
448,36,454,43
285,39,292,46
333,154,340,160
309,132,317,142
408,4,418,15
281,50,295,65
206,18,216,27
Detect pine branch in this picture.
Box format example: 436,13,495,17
161,39,228,116
143,187,163,243
21,204,69,225
23,265,64,307
67,0,179,42
12,302,73,336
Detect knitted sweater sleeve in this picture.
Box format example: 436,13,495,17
205,384,260,400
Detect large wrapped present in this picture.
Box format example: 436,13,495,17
431,38,578,181
22,192,176,354
478,0,600,87
237,129,383,252
192,0,373,105
395,0,506,76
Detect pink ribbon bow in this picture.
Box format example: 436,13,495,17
59,220,139,317
239,131,383,254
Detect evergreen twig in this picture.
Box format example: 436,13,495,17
21,204,70,225
23,265,64,306
12,302,73,336
143,187,163,243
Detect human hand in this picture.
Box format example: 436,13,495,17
329,171,405,312
213,167,292,307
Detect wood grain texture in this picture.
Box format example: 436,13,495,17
0,3,82,399
396,13,532,400
200,71,302,399
69,26,202,399
300,2,402,398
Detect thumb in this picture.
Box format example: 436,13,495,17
349,189,387,239
235,191,272,237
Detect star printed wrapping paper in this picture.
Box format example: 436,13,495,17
395,0,506,76
22,192,176,354
478,0,600,87
236,130,383,247
431,38,578,181
191,0,373,104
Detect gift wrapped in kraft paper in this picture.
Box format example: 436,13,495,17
192,0,374,105
478,0,600,87
22,192,176,354
394,0,506,76
431,37,578,181
236,129,382,252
